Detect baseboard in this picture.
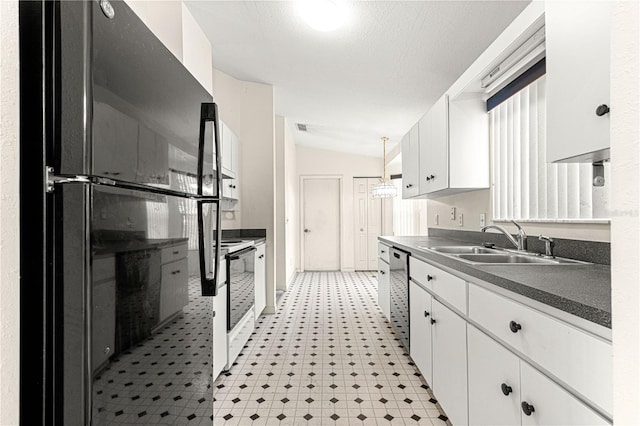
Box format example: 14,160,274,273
341,268,355,273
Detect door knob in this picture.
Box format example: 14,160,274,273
304,228,311,233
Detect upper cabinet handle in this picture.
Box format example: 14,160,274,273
595,104,610,117
509,320,522,333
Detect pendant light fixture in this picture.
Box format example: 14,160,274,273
371,136,397,198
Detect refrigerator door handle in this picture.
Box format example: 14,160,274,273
197,199,220,296
198,102,222,198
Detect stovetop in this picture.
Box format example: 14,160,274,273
219,239,255,253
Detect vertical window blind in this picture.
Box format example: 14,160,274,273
392,179,428,235
490,75,610,221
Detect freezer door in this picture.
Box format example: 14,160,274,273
56,184,220,425
55,0,219,196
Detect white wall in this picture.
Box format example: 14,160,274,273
275,116,298,290
425,189,612,242
611,2,640,424
0,0,20,423
296,145,381,271
284,121,298,285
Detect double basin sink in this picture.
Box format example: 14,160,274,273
421,245,589,265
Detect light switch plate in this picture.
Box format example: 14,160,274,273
450,207,456,220
480,213,486,227
458,213,464,227
434,213,439,225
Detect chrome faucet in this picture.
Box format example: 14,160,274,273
481,220,528,251
538,235,555,258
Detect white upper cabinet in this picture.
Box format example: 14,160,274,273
221,121,240,180
546,1,611,163
401,124,420,198
416,93,489,198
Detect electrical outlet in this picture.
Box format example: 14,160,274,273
450,207,456,220
458,213,464,227
434,214,439,225
480,213,486,227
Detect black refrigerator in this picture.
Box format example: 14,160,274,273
19,1,222,424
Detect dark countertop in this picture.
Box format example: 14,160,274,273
93,237,188,256
379,236,611,329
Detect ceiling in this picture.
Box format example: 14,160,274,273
186,1,530,158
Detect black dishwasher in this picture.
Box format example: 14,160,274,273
389,247,410,350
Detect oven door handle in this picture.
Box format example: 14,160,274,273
227,246,257,260
197,199,220,296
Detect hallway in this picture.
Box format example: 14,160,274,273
213,272,448,425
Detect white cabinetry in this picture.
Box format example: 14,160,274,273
408,258,468,426
468,283,612,416
213,280,228,380
221,121,239,180
431,299,468,426
468,325,609,426
254,242,266,320
409,281,433,385
377,243,391,320
546,1,611,163
401,124,420,198
418,94,489,198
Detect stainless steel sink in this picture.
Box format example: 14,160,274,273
457,253,559,264
423,246,589,265
423,246,499,254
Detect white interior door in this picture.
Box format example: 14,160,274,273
354,178,369,271
303,178,340,271
354,178,383,271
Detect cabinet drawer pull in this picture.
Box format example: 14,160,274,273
381,250,386,254
595,104,610,117
213,311,216,318
509,320,522,333
424,310,430,317
521,401,535,416
172,270,181,275
430,318,436,325
258,254,264,259
501,383,513,396
427,275,433,281
406,183,413,188
393,253,401,259
173,250,179,255
380,270,385,275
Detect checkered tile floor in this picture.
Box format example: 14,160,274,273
213,271,448,425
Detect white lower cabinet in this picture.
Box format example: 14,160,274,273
410,281,467,425
212,283,227,380
378,258,390,320
468,325,525,426
254,243,266,320
407,255,611,425
409,281,433,385
431,299,468,426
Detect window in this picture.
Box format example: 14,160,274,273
490,75,610,222
391,179,428,235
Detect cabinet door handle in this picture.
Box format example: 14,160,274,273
258,254,264,259
381,250,386,254
393,253,400,259
424,310,430,317
380,270,386,275
427,275,433,281
509,321,522,333
430,318,436,325
425,176,431,181
213,311,216,318
172,270,181,275
521,401,535,416
406,183,413,188
173,250,179,254
501,383,513,396
595,104,610,117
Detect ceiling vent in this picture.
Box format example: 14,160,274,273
296,123,307,132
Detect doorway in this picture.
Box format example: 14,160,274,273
301,177,341,271
353,177,383,271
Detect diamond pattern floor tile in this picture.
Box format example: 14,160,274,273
214,271,448,425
